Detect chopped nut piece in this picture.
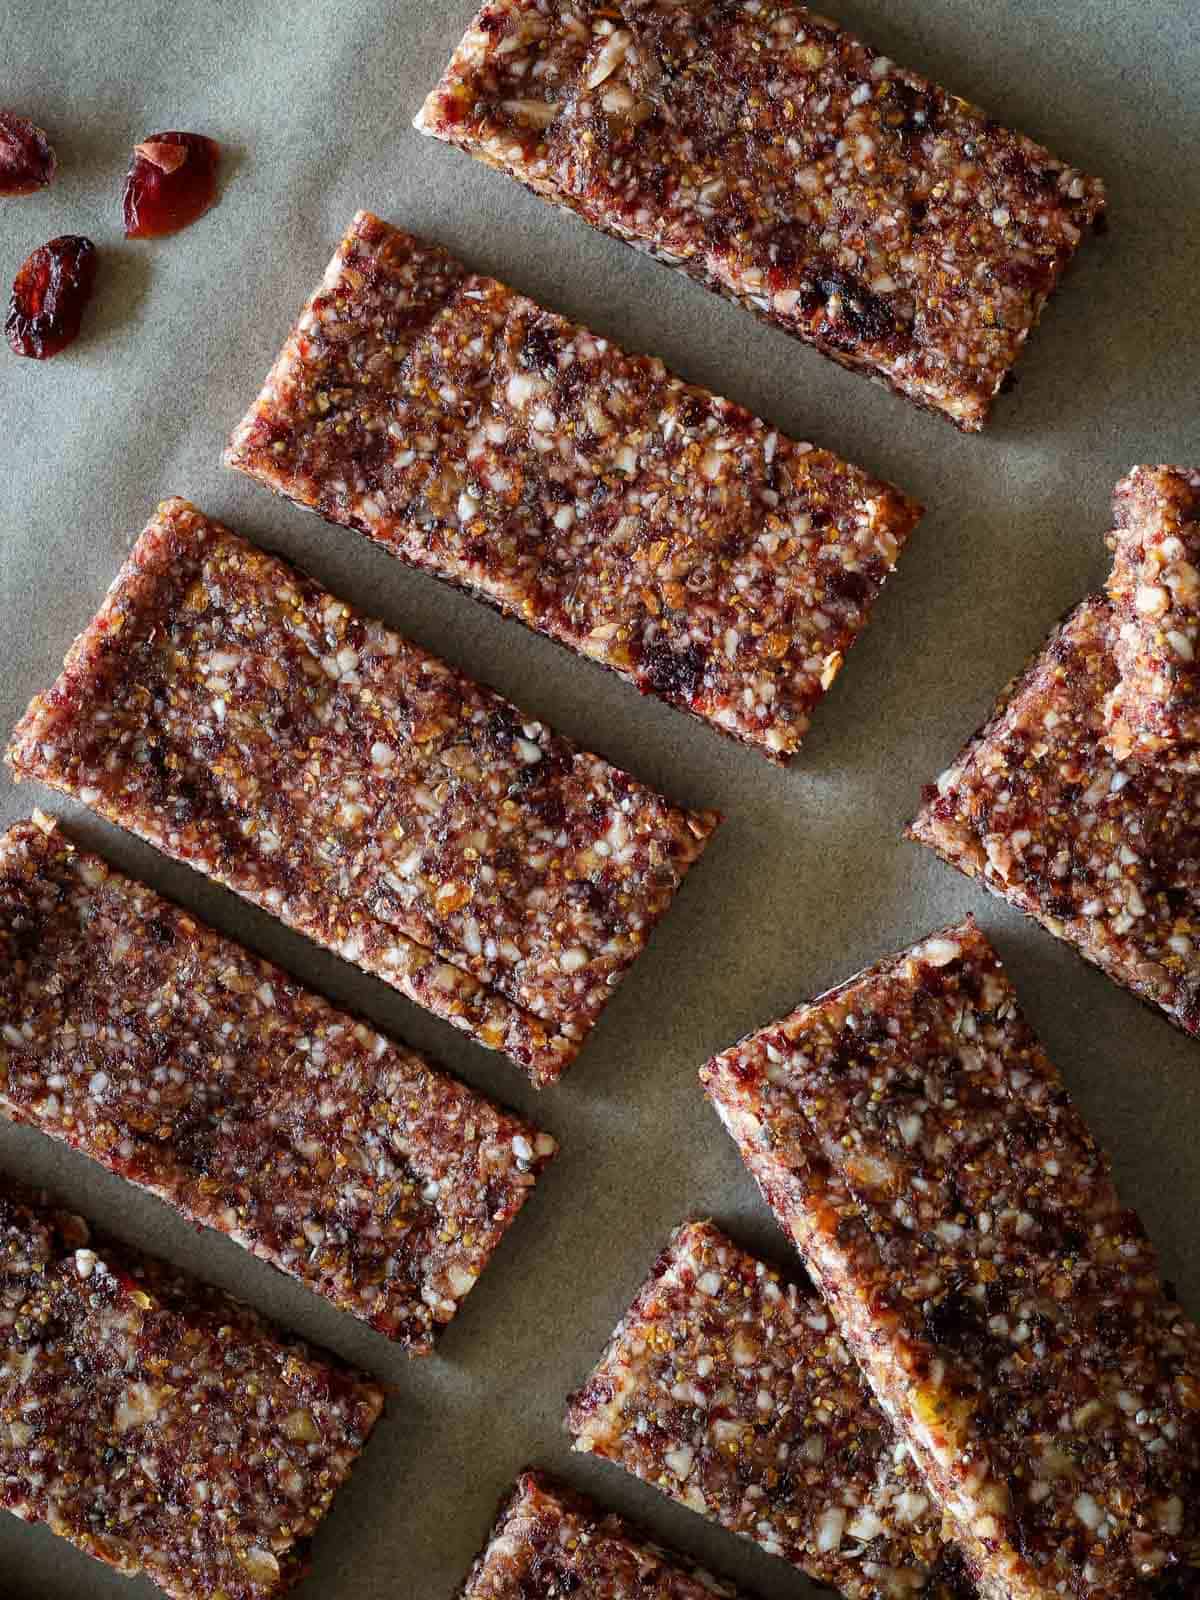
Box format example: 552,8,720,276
0,1179,382,1599
282,1409,320,1443
910,596,1200,1036
567,1220,973,1597
225,212,921,763
460,1472,745,1598
415,2,1106,430
1104,465,1200,771
701,918,1200,1600
6,498,717,1084
0,816,556,1349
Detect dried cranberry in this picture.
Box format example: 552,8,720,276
0,112,56,196
763,218,816,277
825,567,872,605
925,1546,976,1600
520,319,561,377
6,235,97,360
922,1285,988,1352
804,268,899,346
123,131,219,238
880,80,939,141
639,639,707,703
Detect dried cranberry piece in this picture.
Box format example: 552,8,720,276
6,235,97,360
639,638,707,703
804,267,899,346
123,131,219,238
0,112,56,197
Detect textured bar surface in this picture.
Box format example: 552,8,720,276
701,918,1200,1600
226,211,922,763
0,813,557,1350
7,498,717,1085
910,597,1200,1037
415,1,1106,431
567,1218,972,1598
1104,466,1200,771
460,1471,744,1599
0,1178,383,1599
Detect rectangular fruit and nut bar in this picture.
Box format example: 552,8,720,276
567,1218,972,1598
226,211,922,763
6,498,717,1086
415,2,1106,431
1104,466,1200,771
0,1178,383,1599
459,1471,745,1599
0,812,557,1351
701,917,1200,1600
910,597,1200,1036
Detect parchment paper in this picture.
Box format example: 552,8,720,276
2,2,1199,1595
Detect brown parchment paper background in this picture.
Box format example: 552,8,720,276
2,2,1199,1595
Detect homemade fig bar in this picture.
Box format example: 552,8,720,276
1104,466,1200,772
225,212,922,764
7,498,717,1086
415,2,1106,431
0,1177,383,1599
0,813,557,1351
701,918,1200,1600
567,1218,972,1598
459,1470,745,1599
911,597,1200,1036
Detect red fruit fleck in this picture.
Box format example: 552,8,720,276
0,111,56,197
6,235,97,360
123,130,219,238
